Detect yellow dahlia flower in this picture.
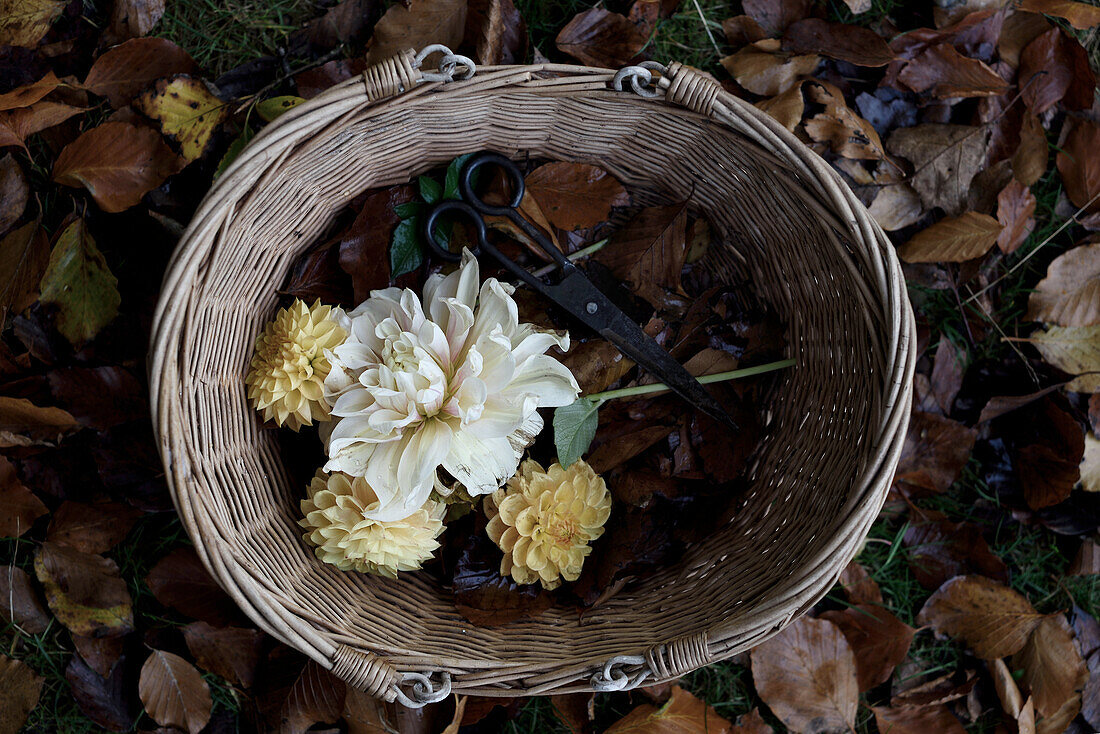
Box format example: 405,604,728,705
246,299,347,431
299,469,446,578
485,459,611,590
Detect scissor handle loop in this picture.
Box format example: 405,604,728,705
459,152,525,216
422,199,486,263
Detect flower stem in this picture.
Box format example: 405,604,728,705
531,238,609,278
584,357,796,402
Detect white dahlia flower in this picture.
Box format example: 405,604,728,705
323,250,580,521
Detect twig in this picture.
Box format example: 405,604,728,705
690,0,724,58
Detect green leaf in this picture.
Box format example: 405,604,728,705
214,125,254,178
390,216,424,278
444,153,478,200
419,176,442,204
394,202,425,219
256,95,305,122
553,397,603,468
38,217,120,348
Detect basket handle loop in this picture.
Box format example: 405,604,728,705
361,46,477,101
612,61,721,116
330,644,452,708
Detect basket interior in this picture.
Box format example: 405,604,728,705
181,90,885,678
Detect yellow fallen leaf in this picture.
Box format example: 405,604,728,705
0,0,64,48
1081,433,1100,492
136,75,228,163
1028,325,1100,393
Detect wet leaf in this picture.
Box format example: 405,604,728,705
0,454,47,537
871,705,966,734
107,0,164,41
781,18,895,67
0,395,80,448
66,653,135,732
0,655,43,734
0,0,63,47
1028,325,1100,393
893,411,977,496
898,43,1009,98
135,75,229,163
555,8,647,68
751,617,857,732
1029,242,1100,326
897,211,1002,263
525,162,629,231
869,184,925,231
1057,119,1100,215
145,547,245,626
996,180,1037,255
605,685,732,733
721,40,819,96
84,38,198,108
34,542,134,638
183,621,265,689
1013,112,1048,187
367,0,467,64
139,650,212,734
0,566,50,635
53,122,180,213
38,216,121,347
917,575,1044,659
1020,0,1100,29
903,516,1008,589
820,604,915,691
1012,614,1088,718
887,124,989,216
45,501,142,554
1019,28,1095,114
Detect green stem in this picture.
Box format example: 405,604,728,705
531,238,609,278
584,357,796,402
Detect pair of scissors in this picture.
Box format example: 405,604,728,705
422,152,738,431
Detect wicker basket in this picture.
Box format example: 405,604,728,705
149,47,915,706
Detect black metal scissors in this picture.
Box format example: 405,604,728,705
423,152,738,431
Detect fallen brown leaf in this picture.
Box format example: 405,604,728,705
73,635,123,679
996,179,1037,254
0,0,63,49
903,516,1008,589
1000,11,1052,67
278,660,347,734
1080,434,1099,492
525,162,629,231
917,575,1044,659
0,655,44,734
871,704,966,734
721,40,819,96
836,562,883,606
465,0,526,65
183,621,265,689
930,338,965,415
893,411,977,496
342,687,390,733
45,501,142,554
0,154,27,236
1058,118,1100,215
730,708,773,733
868,184,924,231
1012,614,1088,719
1028,242,1100,326
549,692,594,734
820,604,915,691
0,566,50,635
1028,325,1100,392
891,672,977,707
750,616,858,732
367,0,466,64
557,339,634,395
897,211,1002,263
337,185,416,302
755,84,804,131
1019,28,1095,114
781,18,895,67
596,202,688,309
139,650,212,734
1016,395,1084,509
605,684,732,733
887,124,989,216
742,0,810,37
556,8,647,68
0,72,60,112
34,542,134,638
66,652,135,732
805,109,885,160
722,15,766,46
84,38,198,108
47,365,145,430
0,395,81,448
135,75,228,163
1020,0,1100,29
899,43,1008,98
106,0,164,41
53,122,180,213
145,547,245,626
0,455,47,537
1012,112,1048,187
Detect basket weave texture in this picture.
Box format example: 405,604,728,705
149,50,916,705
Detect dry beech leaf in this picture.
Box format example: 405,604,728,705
887,124,989,216
107,0,164,41
0,566,50,635
742,0,810,37
146,547,244,627
525,162,629,231
39,216,121,347
893,411,977,496
897,211,1002,263
0,71,60,112
992,657,1025,719
891,672,978,708
721,40,820,96
731,708,773,733
781,18,895,67
917,575,1044,659
1028,243,1100,326
65,652,134,731
820,604,915,691
0,0,64,48
1020,0,1100,29
139,650,212,734
0,655,44,734
183,621,264,689
597,202,688,308
0,395,81,448
368,0,467,64
84,38,198,108
279,661,347,734
73,635,123,679
0,101,85,146
465,0,526,65
135,75,228,163
1000,11,1052,67
841,0,871,12
1019,28,1094,114
836,562,883,606
0,455,47,537
904,516,1008,590
556,8,647,68
755,84,804,131
1029,325,1100,393
750,616,858,733
869,184,924,231
930,338,964,415
0,153,27,235
978,384,1065,424
996,180,1036,255
898,43,1009,98
723,15,767,46
605,684,732,733
53,122,180,213
804,109,885,160
1012,614,1088,718
45,501,142,554
557,340,634,395
871,704,965,734
1013,113,1047,187
34,542,134,638
1057,119,1100,215
342,687,390,733
1081,434,1100,493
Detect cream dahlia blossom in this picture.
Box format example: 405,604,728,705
299,469,446,577
246,299,347,431
485,459,611,590
323,250,580,521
